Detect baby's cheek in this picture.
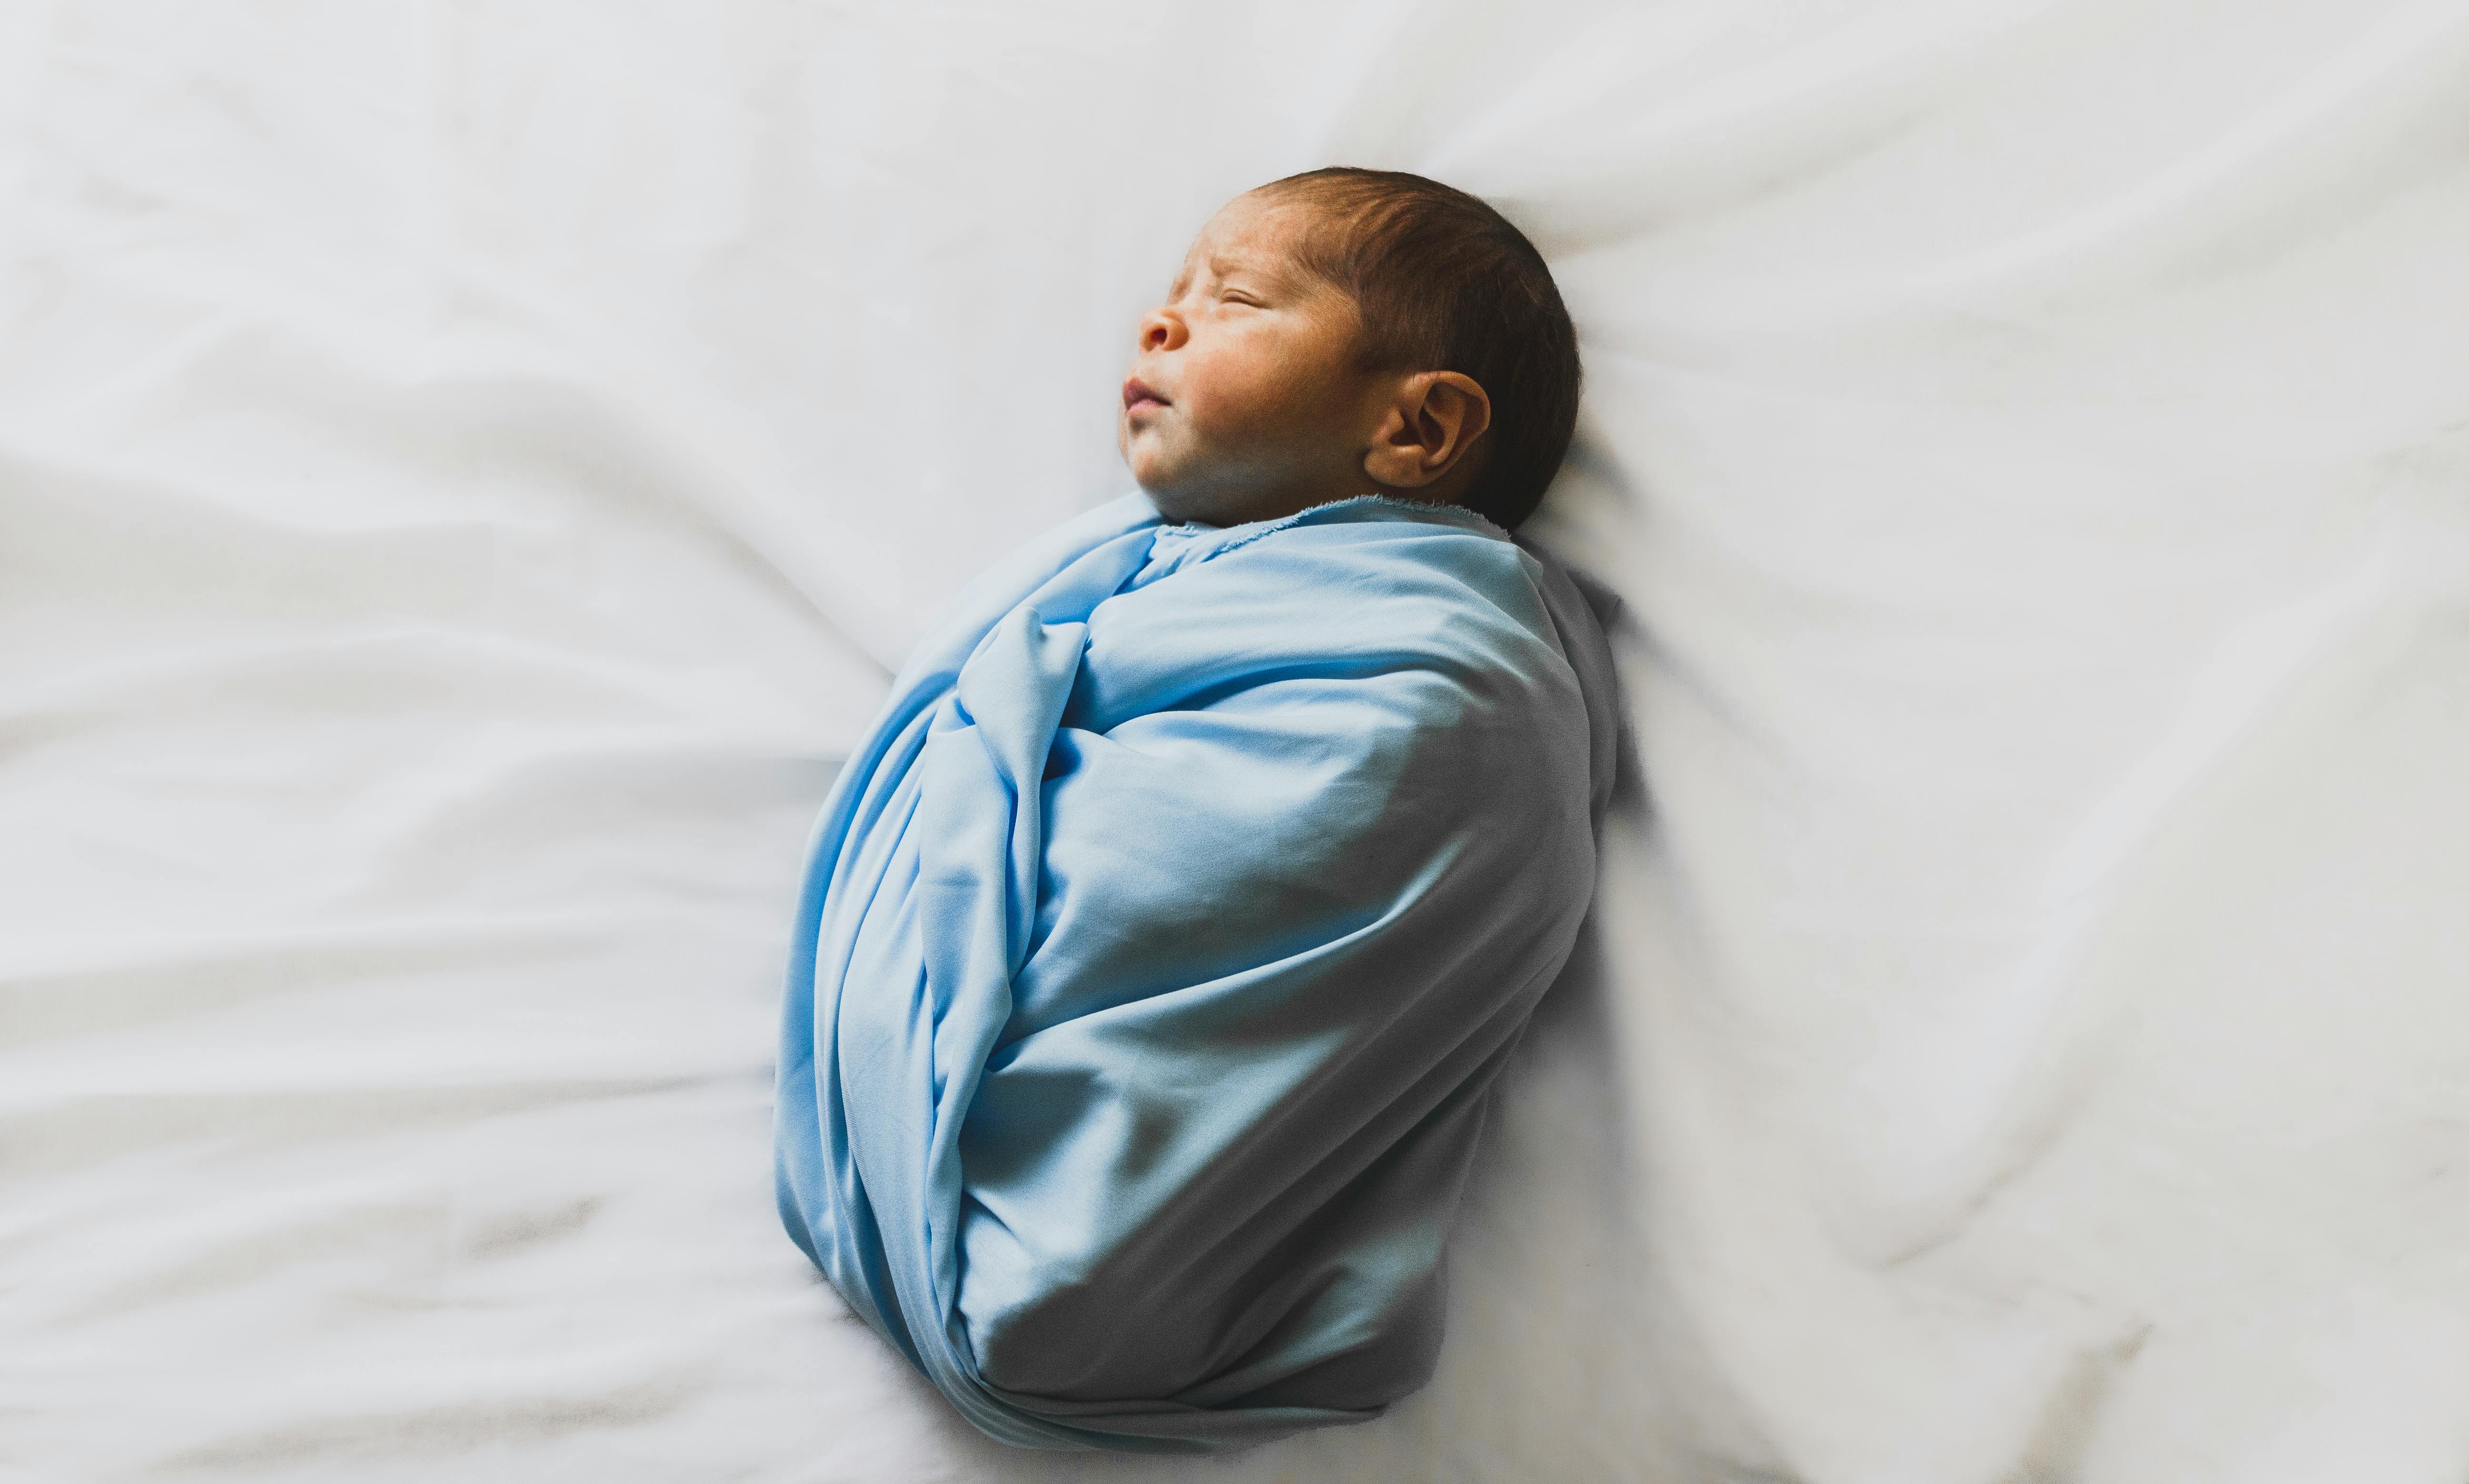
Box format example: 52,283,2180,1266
1179,371,1282,450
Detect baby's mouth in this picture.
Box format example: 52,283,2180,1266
1123,377,1169,415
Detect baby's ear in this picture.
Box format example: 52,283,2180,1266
1365,372,1492,489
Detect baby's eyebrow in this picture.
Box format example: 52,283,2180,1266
1164,247,1281,301
1206,251,1292,293
1212,251,1278,281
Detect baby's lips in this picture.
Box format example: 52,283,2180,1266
1122,376,1169,411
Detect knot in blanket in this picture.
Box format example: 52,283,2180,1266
776,494,1619,1451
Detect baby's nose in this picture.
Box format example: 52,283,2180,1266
1138,310,1184,352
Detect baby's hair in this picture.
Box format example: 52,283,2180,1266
1254,167,1580,531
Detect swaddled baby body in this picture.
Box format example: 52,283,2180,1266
775,170,1617,1451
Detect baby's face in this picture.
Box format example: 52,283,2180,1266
1119,194,1387,527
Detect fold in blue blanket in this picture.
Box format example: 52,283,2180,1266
776,493,1619,1451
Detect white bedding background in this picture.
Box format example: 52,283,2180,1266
6,2,2467,1480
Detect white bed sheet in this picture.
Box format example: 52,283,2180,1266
6,2,2467,1480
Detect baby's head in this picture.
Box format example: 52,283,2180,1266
1120,168,1579,531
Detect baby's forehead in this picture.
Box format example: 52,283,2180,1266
1172,195,1332,289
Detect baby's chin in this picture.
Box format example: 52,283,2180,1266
1138,483,1231,526
1128,439,1340,527
1136,471,1283,528
1126,448,1236,526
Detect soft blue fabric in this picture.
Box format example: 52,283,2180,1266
775,493,1619,1451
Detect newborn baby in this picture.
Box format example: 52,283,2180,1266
775,168,1618,1453
1120,169,1565,529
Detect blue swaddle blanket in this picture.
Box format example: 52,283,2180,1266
775,493,1619,1451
